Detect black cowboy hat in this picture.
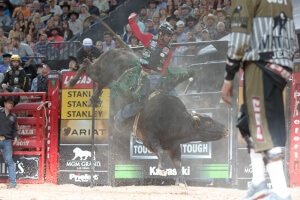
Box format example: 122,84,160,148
2,52,12,58
166,15,178,22
60,2,70,10
69,56,78,64
67,10,79,19
35,62,44,68
186,15,197,23
148,0,157,5
50,26,61,33
0,95,18,107
3,96,14,103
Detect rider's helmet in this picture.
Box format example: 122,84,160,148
10,54,21,62
158,22,174,36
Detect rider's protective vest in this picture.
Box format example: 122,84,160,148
139,35,170,72
7,67,27,90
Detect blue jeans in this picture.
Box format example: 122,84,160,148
0,140,16,185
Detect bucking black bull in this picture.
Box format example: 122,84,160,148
66,48,228,186
66,18,228,186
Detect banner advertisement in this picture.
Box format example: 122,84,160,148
61,89,110,120
0,155,40,180
59,145,108,172
112,105,231,181
59,71,110,185
60,120,109,144
289,52,300,187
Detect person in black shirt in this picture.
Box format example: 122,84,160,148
76,38,101,64
36,63,51,94
0,96,18,189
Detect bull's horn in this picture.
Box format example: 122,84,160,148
83,15,129,50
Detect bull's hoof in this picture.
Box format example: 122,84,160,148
157,168,167,176
178,183,187,188
87,100,92,107
87,98,101,107
175,177,187,188
65,82,72,89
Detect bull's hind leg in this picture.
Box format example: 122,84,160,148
168,144,187,187
144,137,167,176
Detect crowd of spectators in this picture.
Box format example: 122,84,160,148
117,0,231,68
0,0,232,97
0,0,118,94
0,0,117,64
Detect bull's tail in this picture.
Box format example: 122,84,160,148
83,15,131,51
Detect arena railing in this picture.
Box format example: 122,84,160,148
45,41,81,71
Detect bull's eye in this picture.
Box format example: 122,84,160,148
206,118,213,126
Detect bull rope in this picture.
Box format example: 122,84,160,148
37,101,50,129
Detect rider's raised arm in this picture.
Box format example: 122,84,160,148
128,13,152,47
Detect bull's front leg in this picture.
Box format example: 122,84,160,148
87,86,102,107
168,145,186,187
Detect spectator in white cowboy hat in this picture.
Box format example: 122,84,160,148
214,8,227,23
180,4,192,22
203,13,217,36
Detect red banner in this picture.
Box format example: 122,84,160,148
61,71,93,89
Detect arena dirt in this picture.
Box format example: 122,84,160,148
0,184,299,200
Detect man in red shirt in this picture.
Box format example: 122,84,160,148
48,26,64,43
